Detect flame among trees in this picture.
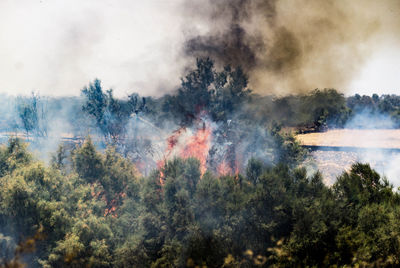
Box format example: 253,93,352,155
1,138,400,267
80,58,304,177
3,57,400,266
12,58,400,180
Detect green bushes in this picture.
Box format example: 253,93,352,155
1,139,399,267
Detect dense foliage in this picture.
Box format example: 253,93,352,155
0,138,399,267
1,59,400,267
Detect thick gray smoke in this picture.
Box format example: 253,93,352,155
183,0,400,95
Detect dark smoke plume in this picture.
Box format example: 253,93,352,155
183,0,400,95
185,0,267,71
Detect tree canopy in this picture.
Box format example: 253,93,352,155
0,138,399,267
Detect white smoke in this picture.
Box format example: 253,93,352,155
1,0,400,97
0,0,187,97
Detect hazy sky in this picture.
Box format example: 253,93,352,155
349,44,400,96
0,0,400,97
0,0,187,97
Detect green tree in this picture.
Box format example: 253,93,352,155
16,92,47,137
82,79,146,144
72,137,104,184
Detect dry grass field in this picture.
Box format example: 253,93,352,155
296,129,400,149
296,129,400,185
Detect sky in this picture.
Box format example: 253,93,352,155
349,45,400,96
0,0,400,97
0,0,187,97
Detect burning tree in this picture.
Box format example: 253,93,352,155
153,58,308,177
156,58,254,175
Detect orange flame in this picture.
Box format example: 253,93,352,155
167,127,186,153
103,191,127,217
157,118,212,184
217,159,240,177
157,127,187,186
217,160,231,176
158,167,165,186
180,124,212,175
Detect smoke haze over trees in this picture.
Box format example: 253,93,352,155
2,0,400,265
0,58,399,266
1,138,400,267
1,58,400,172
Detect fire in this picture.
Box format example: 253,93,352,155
217,159,240,176
167,127,186,153
158,166,165,186
217,160,231,176
156,112,244,181
157,116,212,184
103,191,127,217
180,123,212,175
157,127,186,186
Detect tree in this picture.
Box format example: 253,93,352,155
302,89,350,129
72,137,104,184
81,79,146,144
81,79,108,134
16,92,47,137
162,58,251,126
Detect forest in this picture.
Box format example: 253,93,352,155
4,59,400,141
1,59,400,267
1,138,400,267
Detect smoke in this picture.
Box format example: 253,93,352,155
1,0,400,96
0,0,187,97
308,109,400,186
345,111,396,129
183,0,400,95
344,110,400,187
